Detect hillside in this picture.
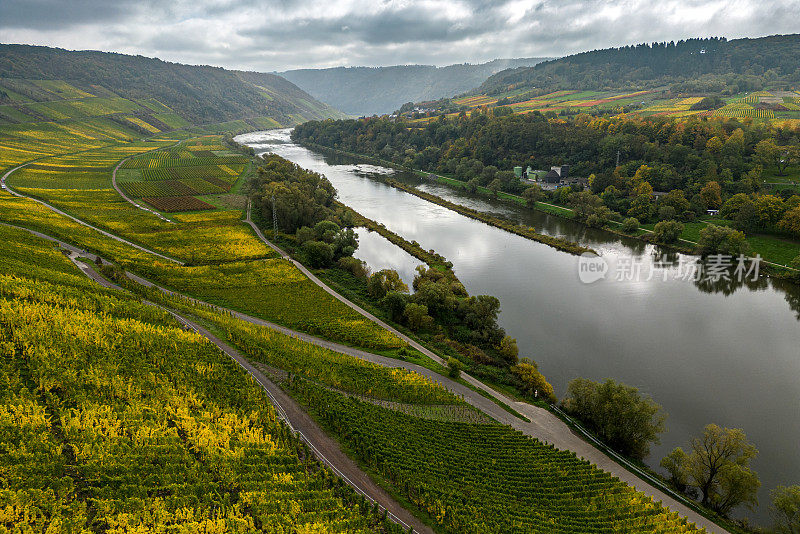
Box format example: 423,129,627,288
0,44,346,125
478,34,800,95
281,58,550,116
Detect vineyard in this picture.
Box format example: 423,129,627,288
0,227,394,533
713,103,775,119
142,195,216,212
289,380,703,534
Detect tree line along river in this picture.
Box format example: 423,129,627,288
236,128,800,526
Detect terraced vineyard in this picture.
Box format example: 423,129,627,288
290,380,703,534
0,225,395,533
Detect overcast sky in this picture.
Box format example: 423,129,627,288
1,0,799,72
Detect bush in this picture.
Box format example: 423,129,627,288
621,217,640,233
652,220,684,244
302,240,334,268
447,357,462,379
511,361,556,402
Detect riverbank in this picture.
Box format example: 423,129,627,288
298,140,799,281
298,141,594,256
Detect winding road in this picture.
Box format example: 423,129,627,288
22,228,430,534
1,163,184,264
2,157,730,533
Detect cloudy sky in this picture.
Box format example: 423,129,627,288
1,0,799,72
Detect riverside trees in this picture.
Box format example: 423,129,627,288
660,424,761,517
561,378,666,461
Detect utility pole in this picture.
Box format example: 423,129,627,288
271,195,278,237
616,150,621,168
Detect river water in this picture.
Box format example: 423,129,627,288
237,128,800,525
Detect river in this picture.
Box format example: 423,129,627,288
236,128,800,525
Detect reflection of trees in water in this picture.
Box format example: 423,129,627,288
773,278,800,320
651,248,681,267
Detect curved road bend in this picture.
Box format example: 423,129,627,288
111,145,178,223
1,163,184,265
244,202,728,534
23,230,431,534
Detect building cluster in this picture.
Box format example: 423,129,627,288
519,164,585,190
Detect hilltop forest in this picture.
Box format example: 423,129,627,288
479,34,800,96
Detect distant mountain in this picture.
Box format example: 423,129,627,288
281,58,551,116
478,34,800,95
0,44,346,125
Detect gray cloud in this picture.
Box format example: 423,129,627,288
1,0,799,71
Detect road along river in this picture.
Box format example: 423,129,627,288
237,128,800,525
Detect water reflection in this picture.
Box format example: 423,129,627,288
352,228,423,289
237,128,800,526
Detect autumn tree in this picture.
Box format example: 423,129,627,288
511,360,556,402
522,185,544,207
778,207,800,238
660,424,760,516
700,181,723,210
771,485,800,534
696,225,750,256
367,269,409,299
653,220,684,243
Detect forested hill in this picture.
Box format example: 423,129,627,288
281,58,550,116
0,44,346,125
478,34,800,95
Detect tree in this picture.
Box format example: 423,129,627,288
778,207,800,238
621,217,640,233
295,226,316,244
661,424,760,516
771,485,800,534
511,361,556,402
755,194,786,228
628,194,654,222
488,178,502,197
733,200,759,233
700,181,722,210
497,335,519,365
381,291,408,322
720,193,751,219
302,241,334,268
755,139,798,176
404,303,433,331
658,205,677,221
522,185,544,207
562,378,666,460
367,269,408,299
570,191,603,220
696,225,750,256
652,220,684,243
446,357,462,378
